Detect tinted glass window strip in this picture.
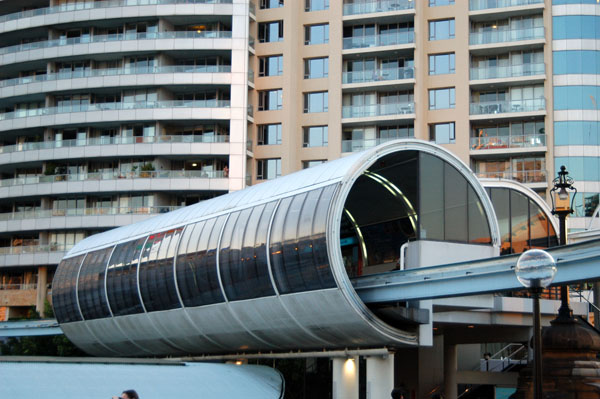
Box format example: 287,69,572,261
138,228,183,312
176,216,227,307
311,185,337,289
77,246,113,320
106,237,146,316
270,197,293,293
52,255,85,323
281,193,310,291
218,211,242,300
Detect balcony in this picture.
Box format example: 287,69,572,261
0,206,182,222
0,31,233,57
342,136,411,152
470,62,544,81
0,244,71,255
342,67,414,84
0,65,232,91
0,0,233,24
476,169,547,185
470,98,545,116
342,31,414,50
343,0,415,16
470,134,546,151
469,27,544,46
0,170,227,189
469,0,544,11
342,102,414,119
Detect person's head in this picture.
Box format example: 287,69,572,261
121,390,139,399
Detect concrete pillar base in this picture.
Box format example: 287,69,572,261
332,357,358,399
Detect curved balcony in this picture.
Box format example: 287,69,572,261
0,65,231,91
469,0,543,11
0,100,231,133
476,169,547,185
469,98,545,116
0,0,233,26
342,102,414,119
470,62,544,81
342,31,414,51
343,0,414,16
342,67,414,85
341,136,412,153
469,27,544,46
0,244,66,267
0,206,182,222
470,134,546,152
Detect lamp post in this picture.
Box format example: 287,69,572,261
549,165,577,321
515,249,557,399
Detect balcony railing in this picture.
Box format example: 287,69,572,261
342,136,411,152
470,134,546,150
0,244,69,255
0,31,233,56
469,0,543,11
469,27,544,45
342,67,414,84
476,169,547,184
0,65,231,90
0,135,229,155
0,100,231,121
0,170,227,188
470,62,544,80
0,0,233,24
0,206,182,222
249,1,256,14
0,283,37,290
470,98,545,115
342,102,414,118
343,31,414,49
343,0,415,16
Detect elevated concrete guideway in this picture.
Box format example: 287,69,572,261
354,238,600,304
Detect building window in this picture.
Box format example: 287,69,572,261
304,91,328,113
259,55,283,77
258,124,282,145
258,21,284,43
303,160,326,169
429,53,455,75
429,19,455,41
258,89,283,111
430,122,456,144
257,158,281,180
260,0,283,9
305,24,329,45
304,57,328,79
305,0,329,11
303,126,328,147
429,88,455,110
429,0,454,6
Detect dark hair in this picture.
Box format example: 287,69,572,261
123,390,139,399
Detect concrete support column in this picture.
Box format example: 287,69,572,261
444,344,458,399
36,266,48,317
332,357,358,399
366,354,394,399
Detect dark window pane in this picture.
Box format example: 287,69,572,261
219,204,276,301
468,186,492,245
312,185,337,288
444,164,468,242
419,153,444,240
490,188,511,254
77,247,113,320
529,199,550,249
176,216,226,307
106,237,146,316
52,255,85,323
138,228,183,312
510,190,530,253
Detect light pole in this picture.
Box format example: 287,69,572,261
515,249,557,399
549,165,577,321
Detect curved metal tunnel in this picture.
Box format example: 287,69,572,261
52,140,501,356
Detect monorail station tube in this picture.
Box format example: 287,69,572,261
52,140,501,356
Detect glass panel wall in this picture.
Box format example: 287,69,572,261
52,255,85,323
106,237,146,316
77,247,112,320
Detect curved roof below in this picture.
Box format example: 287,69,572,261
0,359,283,399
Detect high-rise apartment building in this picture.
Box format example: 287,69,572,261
0,0,597,320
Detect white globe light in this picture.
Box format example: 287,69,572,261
515,249,557,289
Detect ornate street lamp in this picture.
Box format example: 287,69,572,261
516,249,557,399
549,165,577,321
